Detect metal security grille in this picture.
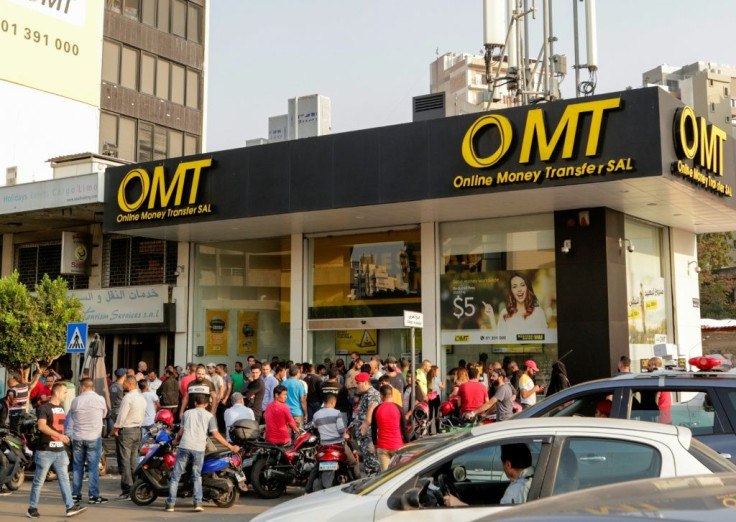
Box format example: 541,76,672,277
103,235,178,287
15,242,89,290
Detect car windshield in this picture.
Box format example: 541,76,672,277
344,430,473,496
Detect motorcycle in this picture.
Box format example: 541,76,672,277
410,401,431,440
228,419,263,491
16,411,108,479
305,438,358,492
436,400,495,433
0,427,30,490
249,422,319,499
130,425,244,508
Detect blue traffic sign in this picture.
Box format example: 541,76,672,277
66,322,88,354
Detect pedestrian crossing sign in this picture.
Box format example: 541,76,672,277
66,322,88,353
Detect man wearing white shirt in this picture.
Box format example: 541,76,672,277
223,393,254,443
147,370,162,393
113,376,147,500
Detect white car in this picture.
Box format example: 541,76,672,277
252,417,736,522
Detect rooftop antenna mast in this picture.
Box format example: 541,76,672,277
573,0,598,96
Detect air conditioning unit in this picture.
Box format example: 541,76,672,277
6,166,17,186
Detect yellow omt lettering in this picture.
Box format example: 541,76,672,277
147,158,212,209
520,98,621,163
461,114,513,168
698,118,726,176
118,168,151,212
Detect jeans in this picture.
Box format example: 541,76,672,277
29,450,74,510
307,401,322,422
166,447,204,505
116,427,141,493
72,438,102,498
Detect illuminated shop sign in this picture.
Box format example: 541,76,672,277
455,97,635,190
115,158,213,223
672,105,733,197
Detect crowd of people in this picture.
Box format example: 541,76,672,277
0,353,574,516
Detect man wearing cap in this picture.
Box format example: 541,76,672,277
519,360,545,409
224,393,254,443
354,372,381,476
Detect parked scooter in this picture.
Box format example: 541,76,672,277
0,427,30,490
305,438,358,492
130,425,244,508
249,422,319,499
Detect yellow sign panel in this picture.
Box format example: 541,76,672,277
206,310,228,356
237,311,258,355
1,0,103,106
335,329,377,355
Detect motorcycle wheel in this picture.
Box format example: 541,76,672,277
130,478,158,506
211,478,239,508
99,454,108,477
250,457,286,499
6,466,25,490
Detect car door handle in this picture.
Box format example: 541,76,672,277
579,456,606,463
720,453,732,460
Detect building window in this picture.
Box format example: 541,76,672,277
726,87,730,96
186,69,199,109
171,0,187,37
16,242,89,290
103,235,178,287
168,129,183,157
100,112,136,160
101,113,199,160
184,134,198,155
141,0,156,26
140,53,156,95
157,0,170,32
171,63,185,105
123,0,140,19
102,40,120,83
710,102,716,112
138,121,154,162
121,46,139,90
187,4,202,43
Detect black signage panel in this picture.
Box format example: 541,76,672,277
104,87,732,232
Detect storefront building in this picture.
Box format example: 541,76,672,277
103,87,736,383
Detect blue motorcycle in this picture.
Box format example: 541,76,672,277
130,427,245,508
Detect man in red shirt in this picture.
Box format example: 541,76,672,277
179,363,197,399
457,367,488,415
264,385,299,445
371,385,410,471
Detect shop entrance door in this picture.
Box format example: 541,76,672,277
117,334,159,371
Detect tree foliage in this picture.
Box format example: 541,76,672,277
0,272,83,384
697,232,736,319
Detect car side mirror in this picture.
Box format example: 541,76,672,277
452,465,467,482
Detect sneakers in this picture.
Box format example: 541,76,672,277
26,508,40,519
117,492,131,501
72,495,82,503
66,504,88,517
193,502,203,512
0,487,12,497
164,503,175,512
88,496,108,504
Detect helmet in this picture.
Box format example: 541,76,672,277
412,401,429,421
155,409,174,427
440,401,455,417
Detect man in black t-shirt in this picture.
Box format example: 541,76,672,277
182,365,217,415
320,368,350,425
303,363,322,422
27,383,87,519
245,363,265,423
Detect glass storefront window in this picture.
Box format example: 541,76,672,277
193,238,291,364
439,214,558,377
308,229,421,319
624,218,673,370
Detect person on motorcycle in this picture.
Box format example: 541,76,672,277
311,394,359,477
165,393,240,512
467,368,515,422
264,385,300,445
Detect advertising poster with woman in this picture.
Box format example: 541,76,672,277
440,268,557,346
627,276,667,345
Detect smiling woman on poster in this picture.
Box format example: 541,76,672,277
497,272,548,339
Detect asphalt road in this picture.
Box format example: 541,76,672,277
2,473,303,521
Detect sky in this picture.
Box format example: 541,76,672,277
205,0,736,152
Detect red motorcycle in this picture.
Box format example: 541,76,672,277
305,437,358,492
249,423,319,499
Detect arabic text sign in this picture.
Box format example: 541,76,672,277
70,285,167,325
